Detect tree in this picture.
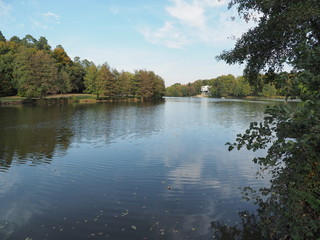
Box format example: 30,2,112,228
131,71,141,97
260,83,277,97
165,83,183,97
13,47,59,98
134,70,165,101
118,71,134,97
81,59,94,69
84,64,98,96
73,56,81,64
56,69,71,94
192,80,205,95
21,34,38,48
219,1,320,239
52,45,72,68
218,0,320,94
96,63,117,99
0,32,166,101
211,74,236,97
0,31,6,42
135,70,154,101
52,45,76,94
234,76,252,97
0,41,17,96
67,62,85,93
186,82,198,96
111,68,121,99
152,74,166,99
36,36,51,51
9,36,21,44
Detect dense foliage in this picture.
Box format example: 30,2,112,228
0,32,165,101
219,0,320,239
165,74,278,98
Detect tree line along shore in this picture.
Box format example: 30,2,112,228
0,32,165,103
0,32,290,105
165,74,288,98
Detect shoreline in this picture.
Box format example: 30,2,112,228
0,94,296,106
0,94,163,105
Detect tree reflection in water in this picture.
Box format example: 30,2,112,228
0,106,74,170
211,211,265,240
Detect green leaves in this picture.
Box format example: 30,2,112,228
83,65,165,101
219,1,320,238
218,0,320,94
228,99,320,239
0,33,165,101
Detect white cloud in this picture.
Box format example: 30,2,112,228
30,18,48,29
0,0,13,21
140,21,190,49
166,0,207,29
141,0,256,49
41,11,61,23
31,11,61,29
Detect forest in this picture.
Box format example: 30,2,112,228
0,32,165,101
165,74,282,98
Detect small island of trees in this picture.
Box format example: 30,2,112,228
0,32,165,102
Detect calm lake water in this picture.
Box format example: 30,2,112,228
0,97,276,240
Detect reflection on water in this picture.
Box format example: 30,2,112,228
0,98,283,239
211,211,264,240
0,102,165,170
0,106,72,169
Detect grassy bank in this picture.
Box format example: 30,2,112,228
0,96,27,104
0,94,147,105
0,94,95,105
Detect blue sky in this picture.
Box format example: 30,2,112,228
0,0,255,86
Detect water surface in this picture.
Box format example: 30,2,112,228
0,98,274,239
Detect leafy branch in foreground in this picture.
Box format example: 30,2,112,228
227,101,320,239
219,0,320,239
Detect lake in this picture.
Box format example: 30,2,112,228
0,97,275,240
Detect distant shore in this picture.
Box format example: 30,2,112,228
0,94,297,106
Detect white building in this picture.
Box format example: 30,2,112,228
201,85,211,95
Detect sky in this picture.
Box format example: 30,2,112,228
0,0,255,86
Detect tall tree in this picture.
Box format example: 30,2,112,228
21,34,38,48
0,31,6,42
134,70,165,101
217,0,320,98
9,36,21,44
131,71,141,97
36,36,51,51
56,69,71,94
52,45,72,67
96,63,117,99
219,0,320,239
84,64,99,97
14,47,59,98
211,74,236,97
81,59,94,69
233,76,252,97
0,41,18,96
52,45,75,94
165,83,184,97
260,83,277,97
152,74,166,99
135,70,154,101
118,71,134,97
67,62,85,93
